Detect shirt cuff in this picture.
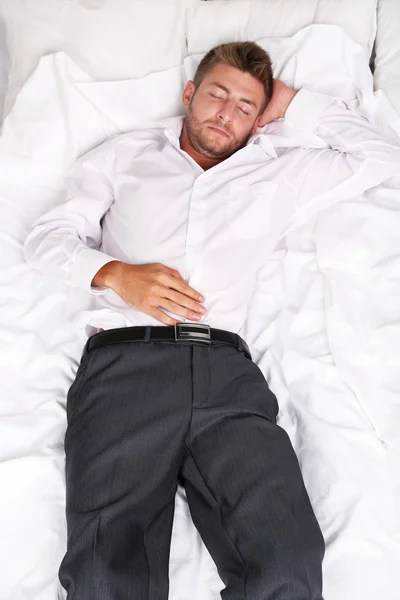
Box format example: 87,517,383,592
284,88,336,134
70,249,119,295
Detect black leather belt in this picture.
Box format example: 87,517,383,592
85,323,252,360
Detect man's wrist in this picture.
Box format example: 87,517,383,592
92,260,124,290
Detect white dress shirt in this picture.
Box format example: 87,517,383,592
24,89,400,363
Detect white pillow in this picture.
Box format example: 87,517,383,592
187,0,378,58
0,0,197,117
185,25,372,106
374,0,400,117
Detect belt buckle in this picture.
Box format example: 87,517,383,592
174,322,211,344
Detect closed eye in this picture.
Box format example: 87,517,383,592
239,106,249,116
209,93,223,100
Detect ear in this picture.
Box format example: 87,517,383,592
182,81,196,108
251,116,261,135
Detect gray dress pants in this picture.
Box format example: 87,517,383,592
59,333,324,600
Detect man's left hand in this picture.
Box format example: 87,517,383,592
259,79,298,127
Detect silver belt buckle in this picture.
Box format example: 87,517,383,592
174,322,211,344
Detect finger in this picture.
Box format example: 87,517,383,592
164,275,205,303
159,298,204,321
168,269,183,280
164,289,206,315
158,264,183,280
147,306,179,326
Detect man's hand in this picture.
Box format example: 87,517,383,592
259,79,298,127
92,261,206,326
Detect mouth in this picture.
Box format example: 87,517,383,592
208,126,230,138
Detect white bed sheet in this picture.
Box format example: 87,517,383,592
1,25,400,600
0,0,199,120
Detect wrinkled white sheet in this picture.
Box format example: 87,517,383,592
0,25,400,600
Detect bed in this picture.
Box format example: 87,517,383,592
0,1,399,599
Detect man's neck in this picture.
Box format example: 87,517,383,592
180,124,224,171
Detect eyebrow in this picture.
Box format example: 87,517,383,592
209,82,258,109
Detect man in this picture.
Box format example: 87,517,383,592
24,42,400,600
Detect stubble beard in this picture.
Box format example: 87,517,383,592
184,105,253,160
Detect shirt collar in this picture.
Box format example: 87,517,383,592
157,116,277,159
248,130,278,159
157,116,185,149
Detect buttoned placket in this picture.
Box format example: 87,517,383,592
185,174,209,302
163,124,211,323
161,123,278,323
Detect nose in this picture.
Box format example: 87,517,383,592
217,99,235,124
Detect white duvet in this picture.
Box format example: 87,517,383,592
0,25,400,600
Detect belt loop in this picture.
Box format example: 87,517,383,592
144,326,152,343
236,334,243,353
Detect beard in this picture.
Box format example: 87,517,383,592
184,103,254,160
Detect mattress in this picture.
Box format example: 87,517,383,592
0,7,399,600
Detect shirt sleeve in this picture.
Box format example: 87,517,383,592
279,89,400,236
23,136,120,294
285,88,400,165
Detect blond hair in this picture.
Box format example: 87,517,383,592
193,41,273,113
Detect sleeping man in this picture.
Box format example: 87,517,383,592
24,41,400,600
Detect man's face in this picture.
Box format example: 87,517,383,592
182,63,266,160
